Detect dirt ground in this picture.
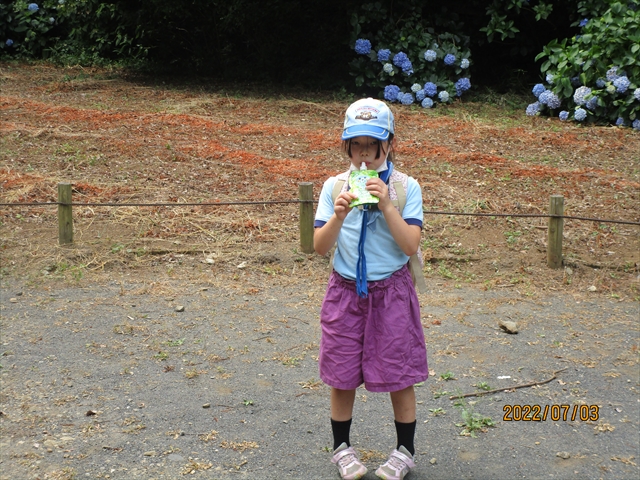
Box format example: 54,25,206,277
0,62,639,479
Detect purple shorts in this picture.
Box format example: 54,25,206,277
319,265,429,393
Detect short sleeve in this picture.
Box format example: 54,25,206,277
314,177,338,227
402,177,423,228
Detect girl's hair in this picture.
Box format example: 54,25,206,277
341,134,395,162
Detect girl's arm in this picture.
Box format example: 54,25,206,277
314,191,357,256
365,178,421,256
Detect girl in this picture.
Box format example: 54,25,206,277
314,98,428,480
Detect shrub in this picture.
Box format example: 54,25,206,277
348,2,472,108
530,1,639,129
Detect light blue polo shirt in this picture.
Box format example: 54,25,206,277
315,175,423,281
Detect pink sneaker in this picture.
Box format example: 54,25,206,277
331,443,368,480
375,445,416,480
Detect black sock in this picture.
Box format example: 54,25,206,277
395,420,416,456
331,418,352,451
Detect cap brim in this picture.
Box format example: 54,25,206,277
342,125,390,141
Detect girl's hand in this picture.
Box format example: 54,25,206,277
365,178,391,211
334,191,357,221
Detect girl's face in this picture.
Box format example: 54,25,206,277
348,135,392,171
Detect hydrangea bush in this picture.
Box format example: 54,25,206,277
528,1,639,130
348,2,472,109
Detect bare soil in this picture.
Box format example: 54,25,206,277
0,62,639,480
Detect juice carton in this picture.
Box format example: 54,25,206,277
349,162,379,208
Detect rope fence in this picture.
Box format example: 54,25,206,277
1,183,638,269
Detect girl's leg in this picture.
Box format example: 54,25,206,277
331,388,356,450
390,386,417,455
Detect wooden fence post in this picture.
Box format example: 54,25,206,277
547,194,564,268
58,183,73,245
299,182,314,254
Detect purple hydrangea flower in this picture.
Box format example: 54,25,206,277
532,83,545,97
400,93,414,105
574,108,587,121
28,3,39,12
5,39,13,47
424,50,437,62
634,88,640,101
613,76,630,93
444,54,456,66
377,49,391,62
573,86,592,105
455,78,471,96
460,58,469,69
632,119,640,131
383,85,401,102
559,111,569,121
354,39,371,55
438,91,450,102
423,82,437,97
421,98,434,108
526,102,541,116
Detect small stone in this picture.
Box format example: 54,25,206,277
167,453,184,462
143,451,156,456
588,285,597,292
202,403,211,408
498,320,518,334
9,298,17,303
205,258,215,264
175,305,185,312
430,458,437,465
557,451,570,459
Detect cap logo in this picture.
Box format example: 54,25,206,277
354,107,379,122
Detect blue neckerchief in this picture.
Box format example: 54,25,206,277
355,161,394,297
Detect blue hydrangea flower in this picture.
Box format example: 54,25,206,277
384,85,401,102
579,18,589,27
596,78,606,88
573,86,592,105
28,3,39,12
632,119,640,131
393,52,409,67
444,54,456,66
415,90,426,102
460,58,469,69
539,91,561,109
455,78,471,96
424,50,437,62
634,88,640,101
559,111,569,121
49,17,55,24
438,91,450,102
570,76,581,87
400,93,414,105
574,108,587,121
532,83,545,97
401,61,413,75
423,82,437,97
613,76,630,93
354,39,371,55
606,67,619,81
421,98,434,108
396,90,405,102
526,102,540,116
411,83,422,93
5,39,13,47
615,117,626,126
383,63,394,74
546,73,554,84
586,96,598,111
377,49,391,62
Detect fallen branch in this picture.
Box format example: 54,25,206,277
449,368,568,400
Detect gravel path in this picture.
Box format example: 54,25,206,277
1,275,638,479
